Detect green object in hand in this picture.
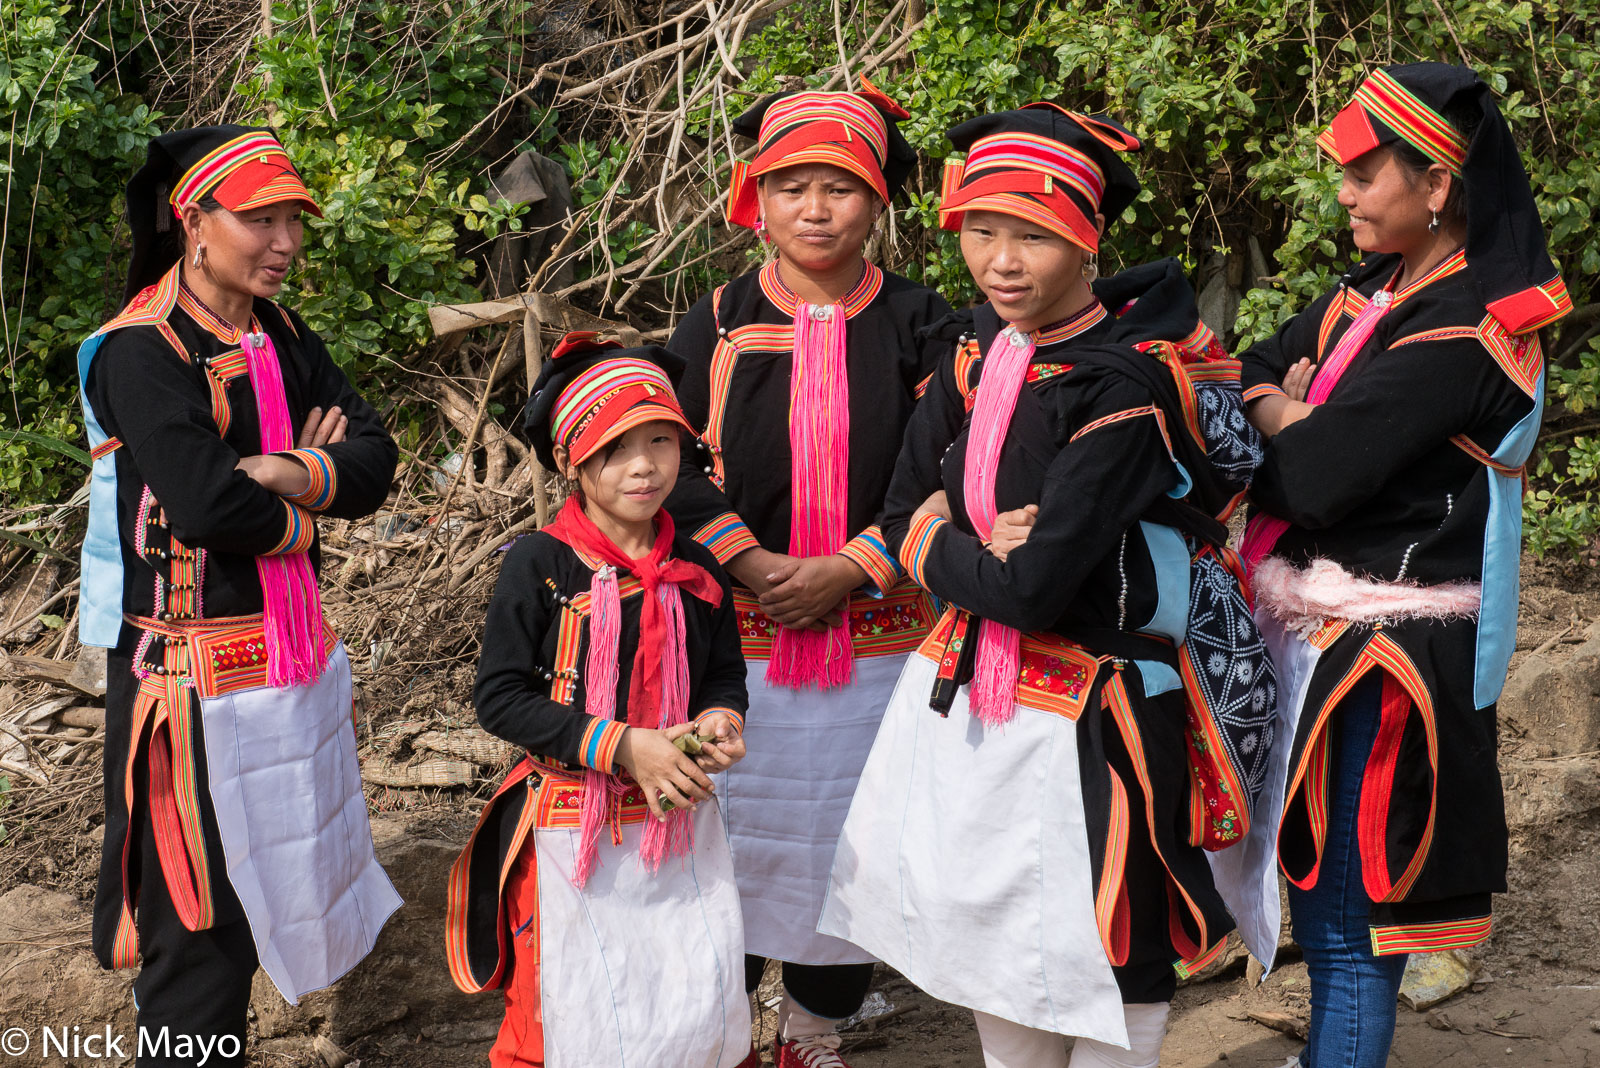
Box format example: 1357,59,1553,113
660,729,708,811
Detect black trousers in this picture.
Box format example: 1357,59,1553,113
95,653,259,1067
744,956,875,1020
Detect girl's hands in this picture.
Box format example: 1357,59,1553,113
687,712,746,772
614,725,715,821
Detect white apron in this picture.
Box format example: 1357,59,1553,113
1205,609,1320,970
718,652,904,964
817,653,1127,1046
199,642,402,1003
536,797,750,1068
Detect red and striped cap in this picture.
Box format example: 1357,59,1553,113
726,79,914,231
524,332,690,468
939,104,1141,253
1317,67,1469,175
169,130,321,218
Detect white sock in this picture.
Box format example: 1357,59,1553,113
974,1010,1071,1068
777,992,842,1043
1067,1002,1171,1068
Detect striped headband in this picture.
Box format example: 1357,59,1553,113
960,132,1106,210
169,131,320,216
1318,68,1469,175
758,92,890,166
551,358,689,465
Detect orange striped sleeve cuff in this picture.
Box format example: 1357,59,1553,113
266,499,316,555
692,511,760,564
1243,382,1288,402
693,706,745,734
838,525,901,595
578,718,628,773
281,448,337,510
897,512,948,591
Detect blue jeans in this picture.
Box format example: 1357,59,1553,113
1286,673,1408,1068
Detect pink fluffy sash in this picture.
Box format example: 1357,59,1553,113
962,325,1036,726
769,301,854,689
242,329,326,687
1252,555,1481,636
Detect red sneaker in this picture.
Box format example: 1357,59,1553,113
730,1045,763,1068
774,1033,851,1068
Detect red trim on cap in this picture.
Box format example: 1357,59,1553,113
551,331,625,362
939,171,1100,251
1317,101,1382,165
568,392,691,465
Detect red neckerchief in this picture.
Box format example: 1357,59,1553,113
542,499,723,727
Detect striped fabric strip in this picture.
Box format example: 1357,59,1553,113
693,705,746,733
550,358,677,447
1353,69,1468,174
1362,635,1438,902
176,284,243,343
266,499,315,555
692,511,761,564
838,524,902,595
759,92,889,163
758,260,883,319
90,438,123,460
577,717,628,773
1473,315,1544,399
1370,915,1491,956
1102,671,1218,963
283,448,337,510
962,131,1107,206
1095,768,1132,965
897,512,948,591
1069,404,1163,444
1243,382,1288,402
1173,934,1231,980
171,131,294,208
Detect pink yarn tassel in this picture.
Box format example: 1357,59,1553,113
639,585,695,872
242,329,325,687
1241,288,1394,574
574,565,624,888
768,301,853,689
963,326,1036,725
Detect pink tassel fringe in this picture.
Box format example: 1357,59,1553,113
573,566,624,888
768,301,853,690
962,327,1036,726
639,585,695,872
242,330,325,687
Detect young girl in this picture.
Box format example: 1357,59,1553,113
1219,63,1571,1068
446,333,753,1068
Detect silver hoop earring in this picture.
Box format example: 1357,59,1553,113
1083,252,1099,284
192,245,205,268
1428,211,1440,235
